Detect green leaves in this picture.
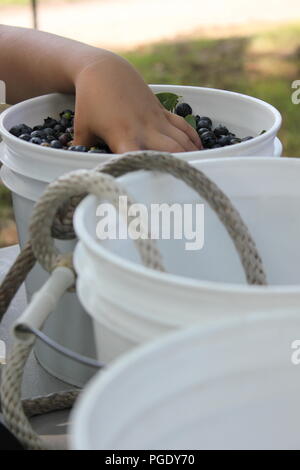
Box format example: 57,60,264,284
184,114,197,129
156,92,197,131
155,92,181,112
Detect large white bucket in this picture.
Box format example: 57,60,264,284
0,86,282,386
73,157,300,363
70,312,300,450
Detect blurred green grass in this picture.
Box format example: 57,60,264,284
1,23,300,246
124,23,300,156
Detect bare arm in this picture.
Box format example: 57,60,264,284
0,25,202,153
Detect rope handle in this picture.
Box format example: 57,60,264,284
0,151,268,450
30,151,267,285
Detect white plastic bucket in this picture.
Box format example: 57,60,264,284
0,86,282,174
73,157,300,364
0,86,282,386
70,312,300,450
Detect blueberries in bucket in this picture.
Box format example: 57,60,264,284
9,94,259,153
9,108,112,154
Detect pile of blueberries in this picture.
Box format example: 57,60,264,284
174,102,253,149
9,102,254,153
9,109,110,153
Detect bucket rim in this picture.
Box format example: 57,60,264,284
70,310,300,450
73,156,300,296
0,85,282,161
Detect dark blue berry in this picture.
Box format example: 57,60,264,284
59,133,72,146
229,137,242,145
19,133,31,141
53,124,64,133
31,130,46,139
60,117,71,129
241,136,254,142
9,124,32,137
50,140,63,149
214,125,229,137
212,144,222,148
217,135,231,146
73,145,88,152
43,127,55,135
33,125,44,131
30,137,42,145
197,118,212,130
197,127,210,136
175,103,193,118
88,148,107,153
44,117,58,128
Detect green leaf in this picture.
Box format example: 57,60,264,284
184,114,197,130
155,92,181,112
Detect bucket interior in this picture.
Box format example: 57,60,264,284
78,158,300,286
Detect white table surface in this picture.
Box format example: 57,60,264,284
0,245,73,449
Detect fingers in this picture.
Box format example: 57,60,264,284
115,133,186,154
167,112,203,149
164,125,200,152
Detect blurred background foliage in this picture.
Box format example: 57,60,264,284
0,0,300,246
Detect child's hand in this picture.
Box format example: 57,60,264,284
73,54,202,153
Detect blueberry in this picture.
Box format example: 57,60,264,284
19,133,31,141
43,117,58,128
53,124,64,133
200,131,215,139
195,115,201,123
88,148,107,153
74,145,88,152
30,137,42,145
59,117,71,129
45,134,55,143
201,116,213,126
214,125,229,137
175,103,193,118
9,124,32,137
66,127,74,135
229,137,242,145
31,130,46,139
68,146,77,151
197,118,212,130
217,135,231,146
241,136,254,142
43,127,55,135
59,133,72,146
33,125,44,132
201,131,216,148
197,127,210,136
50,140,63,149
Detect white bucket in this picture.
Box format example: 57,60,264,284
73,157,300,364
0,86,282,174
0,86,282,386
70,312,300,450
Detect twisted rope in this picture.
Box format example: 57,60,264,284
0,150,267,450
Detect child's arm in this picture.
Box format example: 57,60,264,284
0,25,202,153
